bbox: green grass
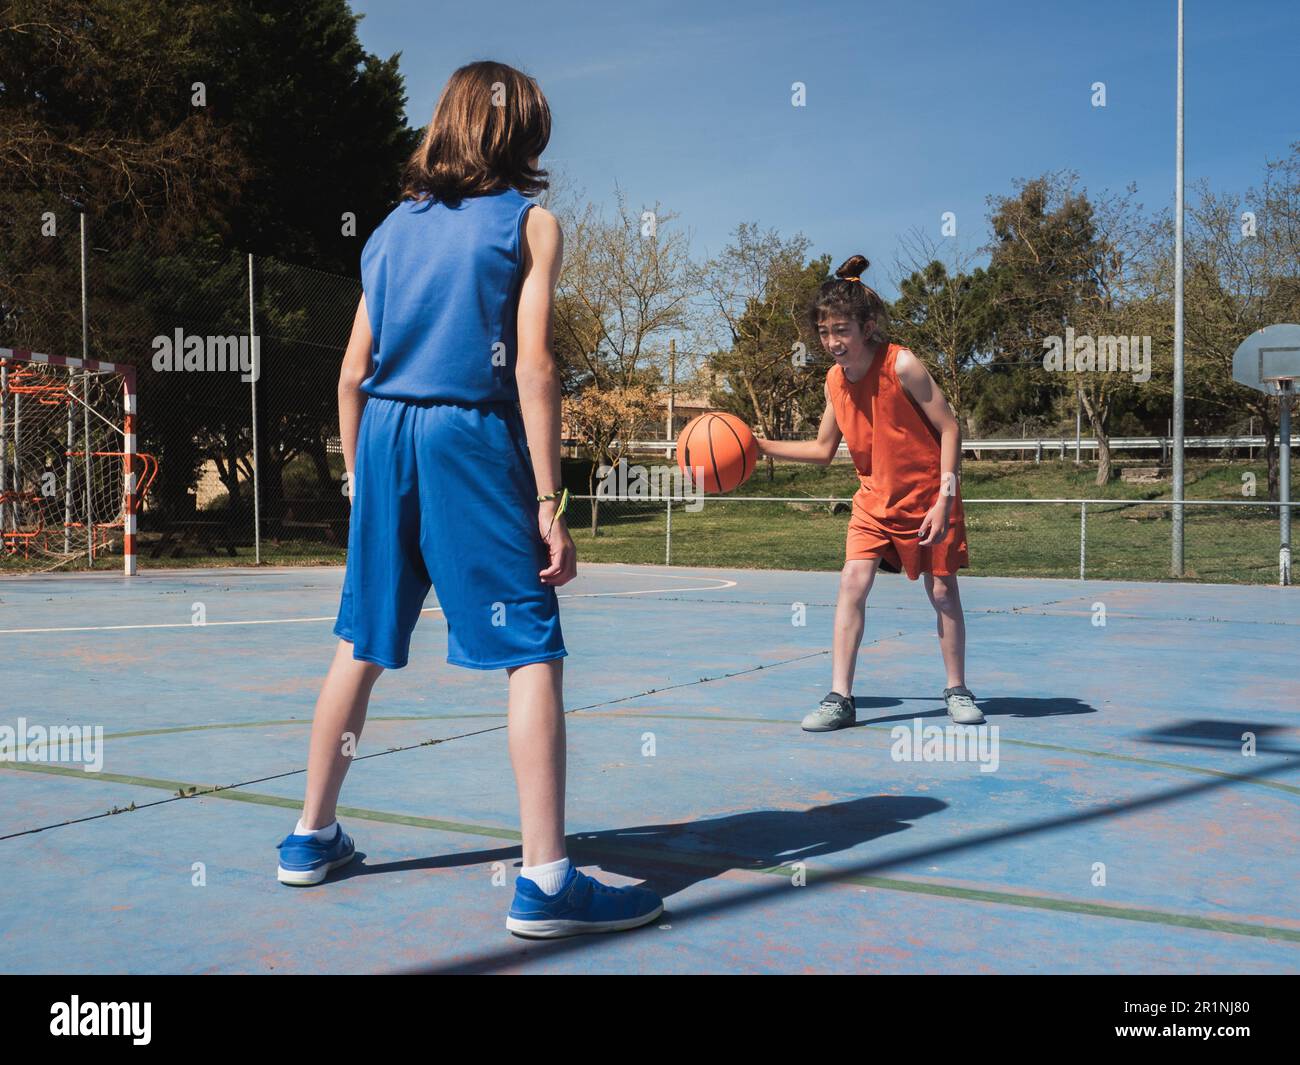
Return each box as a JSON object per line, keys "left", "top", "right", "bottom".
{"left": 2, "top": 458, "right": 1293, "bottom": 584}
{"left": 568, "top": 456, "right": 1297, "bottom": 585}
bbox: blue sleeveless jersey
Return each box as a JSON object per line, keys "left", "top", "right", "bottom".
{"left": 359, "top": 188, "right": 535, "bottom": 402}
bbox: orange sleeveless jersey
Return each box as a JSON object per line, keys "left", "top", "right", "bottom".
{"left": 825, "top": 343, "right": 969, "bottom": 578}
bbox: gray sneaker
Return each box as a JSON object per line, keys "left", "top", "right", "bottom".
{"left": 944, "top": 686, "right": 985, "bottom": 724}
{"left": 801, "top": 691, "right": 856, "bottom": 732}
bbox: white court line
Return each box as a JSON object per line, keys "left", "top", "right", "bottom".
{"left": 0, "top": 574, "right": 739, "bottom": 635}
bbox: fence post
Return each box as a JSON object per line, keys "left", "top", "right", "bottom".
{"left": 1079, "top": 501, "right": 1087, "bottom": 580}
{"left": 665, "top": 496, "right": 672, "bottom": 565}
{"left": 0, "top": 363, "right": 6, "bottom": 533}
{"left": 1280, "top": 383, "right": 1292, "bottom": 586}
{"left": 248, "top": 254, "right": 261, "bottom": 565}
{"left": 122, "top": 368, "right": 137, "bottom": 576}
{"left": 80, "top": 213, "right": 93, "bottom": 563}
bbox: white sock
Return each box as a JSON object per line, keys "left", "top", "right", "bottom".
{"left": 521, "top": 857, "right": 571, "bottom": 896}
{"left": 295, "top": 818, "right": 337, "bottom": 840}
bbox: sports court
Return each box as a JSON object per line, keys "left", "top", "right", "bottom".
{"left": 1, "top": 562, "right": 1296, "bottom": 974}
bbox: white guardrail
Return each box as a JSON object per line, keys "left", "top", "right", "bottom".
{"left": 609, "top": 435, "right": 1300, "bottom": 456}
{"left": 329, "top": 434, "right": 1299, "bottom": 456}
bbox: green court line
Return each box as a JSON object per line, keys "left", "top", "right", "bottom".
{"left": 3, "top": 760, "right": 1299, "bottom": 945}
{"left": 89, "top": 713, "right": 1300, "bottom": 798}
{"left": 0, "top": 761, "right": 520, "bottom": 841}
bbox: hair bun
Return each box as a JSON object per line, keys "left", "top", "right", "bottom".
{"left": 835, "top": 253, "right": 869, "bottom": 280}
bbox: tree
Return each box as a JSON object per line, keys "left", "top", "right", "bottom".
{"left": 890, "top": 230, "right": 998, "bottom": 430}
{"left": 1, "top": 0, "right": 419, "bottom": 522}
{"left": 550, "top": 186, "right": 694, "bottom": 393}
{"left": 699, "top": 225, "right": 824, "bottom": 475}
{"left": 562, "top": 385, "right": 658, "bottom": 535}
{"left": 1175, "top": 145, "right": 1300, "bottom": 498}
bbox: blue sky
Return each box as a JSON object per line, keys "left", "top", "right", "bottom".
{"left": 352, "top": 0, "right": 1299, "bottom": 297}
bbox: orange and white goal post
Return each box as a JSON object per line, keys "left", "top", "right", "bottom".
{"left": 0, "top": 348, "right": 150, "bottom": 576}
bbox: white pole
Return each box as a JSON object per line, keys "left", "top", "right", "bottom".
{"left": 80, "top": 212, "right": 93, "bottom": 563}
{"left": 665, "top": 339, "right": 676, "bottom": 460}
{"left": 248, "top": 254, "right": 261, "bottom": 565}
{"left": 1280, "top": 382, "right": 1292, "bottom": 585}
{"left": 1074, "top": 389, "right": 1082, "bottom": 465}
{"left": 1079, "top": 501, "right": 1087, "bottom": 580}
{"left": 1172, "top": 0, "right": 1186, "bottom": 576}
{"left": 0, "top": 362, "right": 7, "bottom": 533}
{"left": 665, "top": 497, "right": 672, "bottom": 565}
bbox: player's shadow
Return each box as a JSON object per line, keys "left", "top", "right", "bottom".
{"left": 564, "top": 795, "right": 946, "bottom": 899}
{"left": 852, "top": 695, "right": 1096, "bottom": 727}
{"left": 342, "top": 794, "right": 945, "bottom": 901}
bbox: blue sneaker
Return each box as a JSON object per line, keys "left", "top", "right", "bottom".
{"left": 506, "top": 864, "right": 664, "bottom": 938}
{"left": 276, "top": 823, "right": 356, "bottom": 886}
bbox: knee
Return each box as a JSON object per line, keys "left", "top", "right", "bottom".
{"left": 840, "top": 562, "right": 875, "bottom": 600}
{"left": 928, "top": 578, "right": 959, "bottom": 613}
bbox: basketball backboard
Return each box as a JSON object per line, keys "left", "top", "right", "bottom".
{"left": 1232, "top": 323, "right": 1300, "bottom": 396}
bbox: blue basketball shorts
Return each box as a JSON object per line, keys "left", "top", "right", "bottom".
{"left": 333, "top": 395, "right": 566, "bottom": 670}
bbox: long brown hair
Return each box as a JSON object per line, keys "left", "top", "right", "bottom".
{"left": 402, "top": 61, "right": 551, "bottom": 203}
{"left": 806, "top": 253, "right": 889, "bottom": 344}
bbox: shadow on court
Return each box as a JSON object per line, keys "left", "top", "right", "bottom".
{"left": 336, "top": 794, "right": 947, "bottom": 900}
{"left": 851, "top": 694, "right": 1098, "bottom": 727}
{"left": 389, "top": 756, "right": 1298, "bottom": 974}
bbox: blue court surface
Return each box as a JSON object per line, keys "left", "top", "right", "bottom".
{"left": 1, "top": 563, "right": 1297, "bottom": 974}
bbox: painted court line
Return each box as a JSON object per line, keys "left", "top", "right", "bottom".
{"left": 2, "top": 760, "right": 1297, "bottom": 946}
{"left": 0, "top": 575, "right": 739, "bottom": 634}
{"left": 68, "top": 714, "right": 1300, "bottom": 799}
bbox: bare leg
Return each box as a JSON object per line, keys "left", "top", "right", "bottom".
{"left": 831, "top": 558, "right": 881, "bottom": 696}
{"left": 507, "top": 658, "right": 566, "bottom": 867}
{"left": 301, "top": 640, "right": 384, "bottom": 829}
{"left": 924, "top": 573, "right": 966, "bottom": 688}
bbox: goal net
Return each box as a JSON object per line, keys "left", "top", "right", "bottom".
{"left": 0, "top": 349, "right": 150, "bottom": 575}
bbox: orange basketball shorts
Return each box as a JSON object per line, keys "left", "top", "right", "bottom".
{"left": 845, "top": 493, "right": 970, "bottom": 579}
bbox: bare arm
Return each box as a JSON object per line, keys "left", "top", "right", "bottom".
{"left": 338, "top": 295, "right": 374, "bottom": 499}
{"left": 755, "top": 382, "right": 842, "bottom": 466}
{"left": 894, "top": 347, "right": 962, "bottom": 544}
{"left": 515, "top": 204, "right": 576, "bottom": 586}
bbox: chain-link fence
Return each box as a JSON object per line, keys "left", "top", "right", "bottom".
{"left": 3, "top": 215, "right": 1296, "bottom": 584}
{"left": 1, "top": 213, "right": 358, "bottom": 571}
{"left": 566, "top": 495, "right": 1298, "bottom": 585}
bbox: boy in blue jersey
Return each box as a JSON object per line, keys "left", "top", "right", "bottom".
{"left": 276, "top": 62, "right": 663, "bottom": 939}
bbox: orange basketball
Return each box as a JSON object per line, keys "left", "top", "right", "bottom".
{"left": 676, "top": 412, "right": 758, "bottom": 494}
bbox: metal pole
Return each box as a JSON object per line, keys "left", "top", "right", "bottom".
{"left": 13, "top": 391, "right": 19, "bottom": 542}
{"left": 1281, "top": 383, "right": 1292, "bottom": 586}
{"left": 248, "top": 254, "right": 261, "bottom": 565}
{"left": 13, "top": 392, "right": 19, "bottom": 514}
{"left": 123, "top": 369, "right": 137, "bottom": 576}
{"left": 0, "top": 362, "right": 6, "bottom": 534}
{"left": 83, "top": 374, "right": 92, "bottom": 563}
{"left": 1074, "top": 389, "right": 1082, "bottom": 465}
{"left": 80, "top": 212, "right": 93, "bottom": 563}
{"left": 666, "top": 339, "right": 676, "bottom": 460}
{"left": 64, "top": 377, "right": 72, "bottom": 553}
{"left": 665, "top": 497, "right": 672, "bottom": 565}
{"left": 1172, "top": 0, "right": 1186, "bottom": 576}
{"left": 1079, "top": 500, "right": 1087, "bottom": 581}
